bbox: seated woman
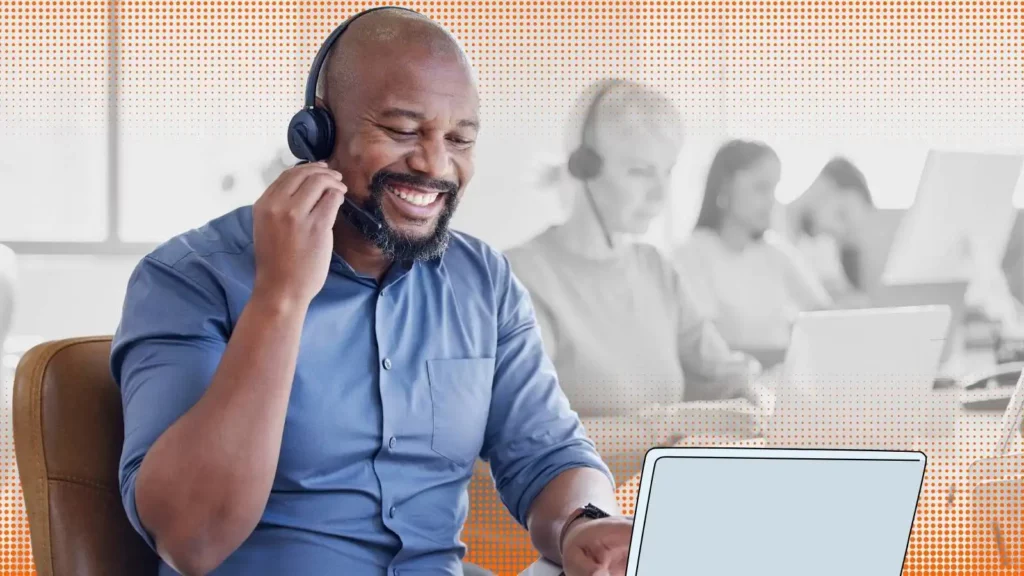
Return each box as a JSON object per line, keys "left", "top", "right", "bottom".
{"left": 504, "top": 80, "right": 762, "bottom": 483}
{"left": 673, "top": 139, "right": 832, "bottom": 359}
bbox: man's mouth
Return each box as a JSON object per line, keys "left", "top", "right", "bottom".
{"left": 387, "top": 183, "right": 446, "bottom": 208}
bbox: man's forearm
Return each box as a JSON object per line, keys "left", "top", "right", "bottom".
{"left": 135, "top": 288, "right": 308, "bottom": 574}
{"left": 526, "top": 467, "right": 620, "bottom": 565}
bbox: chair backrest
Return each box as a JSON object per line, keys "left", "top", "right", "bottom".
{"left": 12, "top": 336, "right": 158, "bottom": 576}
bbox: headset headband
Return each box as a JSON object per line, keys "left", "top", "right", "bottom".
{"left": 577, "top": 79, "right": 623, "bottom": 150}
{"left": 303, "top": 5, "right": 419, "bottom": 108}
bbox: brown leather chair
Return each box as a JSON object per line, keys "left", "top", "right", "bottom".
{"left": 11, "top": 336, "right": 500, "bottom": 576}
{"left": 12, "top": 336, "right": 158, "bottom": 576}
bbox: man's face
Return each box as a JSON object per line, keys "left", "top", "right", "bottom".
{"left": 329, "top": 45, "right": 479, "bottom": 260}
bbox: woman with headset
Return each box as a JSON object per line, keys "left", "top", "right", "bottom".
{"left": 673, "top": 139, "right": 833, "bottom": 358}
{"left": 504, "top": 80, "right": 764, "bottom": 483}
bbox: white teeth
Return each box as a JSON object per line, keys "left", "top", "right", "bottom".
{"left": 392, "top": 188, "right": 439, "bottom": 207}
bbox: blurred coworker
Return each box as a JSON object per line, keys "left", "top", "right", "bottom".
{"left": 674, "top": 140, "right": 832, "bottom": 354}
{"left": 505, "top": 79, "right": 762, "bottom": 480}
{"left": 781, "top": 157, "right": 876, "bottom": 304}
{"left": 0, "top": 243, "right": 15, "bottom": 358}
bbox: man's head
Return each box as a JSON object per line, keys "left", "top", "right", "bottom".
{"left": 570, "top": 80, "right": 684, "bottom": 235}
{"left": 802, "top": 157, "right": 874, "bottom": 243}
{"left": 316, "top": 9, "right": 479, "bottom": 261}
{"left": 694, "top": 139, "right": 781, "bottom": 240}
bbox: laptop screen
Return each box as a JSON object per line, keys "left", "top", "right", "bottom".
{"left": 633, "top": 454, "right": 925, "bottom": 576}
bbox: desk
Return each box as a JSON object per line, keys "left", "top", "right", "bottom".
{"left": 515, "top": 400, "right": 1020, "bottom": 575}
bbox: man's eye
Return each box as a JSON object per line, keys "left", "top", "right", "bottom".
{"left": 448, "top": 136, "right": 474, "bottom": 147}
{"left": 385, "top": 127, "right": 417, "bottom": 137}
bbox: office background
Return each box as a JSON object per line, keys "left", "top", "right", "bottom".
{"left": 2, "top": 1, "right": 1023, "bottom": 574}
{"left": 3, "top": 1, "right": 1022, "bottom": 344}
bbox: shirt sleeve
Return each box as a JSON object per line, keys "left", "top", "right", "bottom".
{"left": 666, "top": 254, "right": 747, "bottom": 400}
{"left": 109, "top": 254, "right": 231, "bottom": 551}
{"left": 479, "top": 254, "right": 613, "bottom": 528}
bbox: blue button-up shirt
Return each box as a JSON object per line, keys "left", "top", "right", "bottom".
{"left": 111, "top": 206, "right": 611, "bottom": 576}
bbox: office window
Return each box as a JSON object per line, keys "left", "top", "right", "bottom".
{"left": 0, "top": 11, "right": 110, "bottom": 242}
{"left": 116, "top": 20, "right": 306, "bottom": 242}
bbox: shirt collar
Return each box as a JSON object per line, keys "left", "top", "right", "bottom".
{"left": 329, "top": 252, "right": 443, "bottom": 287}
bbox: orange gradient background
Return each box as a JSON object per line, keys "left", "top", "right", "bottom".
{"left": 3, "top": 1, "right": 1024, "bottom": 575}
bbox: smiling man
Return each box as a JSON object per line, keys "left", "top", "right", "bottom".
{"left": 111, "top": 8, "right": 630, "bottom": 576}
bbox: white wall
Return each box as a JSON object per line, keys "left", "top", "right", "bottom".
{"left": 9, "top": 256, "right": 139, "bottom": 341}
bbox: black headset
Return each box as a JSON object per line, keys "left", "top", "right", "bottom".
{"left": 566, "top": 79, "right": 621, "bottom": 182}
{"left": 567, "top": 80, "right": 622, "bottom": 247}
{"left": 286, "top": 5, "right": 419, "bottom": 231}
{"left": 287, "top": 5, "right": 420, "bottom": 163}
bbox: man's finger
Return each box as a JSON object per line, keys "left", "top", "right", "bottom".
{"left": 312, "top": 188, "right": 346, "bottom": 224}
{"left": 563, "top": 543, "right": 603, "bottom": 576}
{"left": 589, "top": 525, "right": 632, "bottom": 568}
{"left": 292, "top": 174, "right": 347, "bottom": 214}
{"left": 271, "top": 163, "right": 342, "bottom": 199}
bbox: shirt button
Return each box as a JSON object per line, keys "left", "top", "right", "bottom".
{"left": 389, "top": 506, "right": 397, "bottom": 518}
{"left": 382, "top": 358, "right": 392, "bottom": 370}
{"left": 388, "top": 436, "right": 397, "bottom": 450}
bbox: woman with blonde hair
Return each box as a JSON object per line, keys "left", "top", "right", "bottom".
{"left": 504, "top": 80, "right": 762, "bottom": 481}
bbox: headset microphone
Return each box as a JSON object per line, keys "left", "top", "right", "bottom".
{"left": 567, "top": 80, "right": 621, "bottom": 250}
{"left": 287, "top": 5, "right": 419, "bottom": 232}
{"left": 291, "top": 134, "right": 383, "bottom": 232}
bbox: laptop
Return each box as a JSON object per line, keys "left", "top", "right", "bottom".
{"left": 870, "top": 280, "right": 968, "bottom": 371}
{"left": 626, "top": 447, "right": 927, "bottom": 576}
{"left": 762, "top": 306, "right": 952, "bottom": 450}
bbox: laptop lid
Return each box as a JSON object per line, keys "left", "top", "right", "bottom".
{"left": 766, "top": 306, "right": 952, "bottom": 449}
{"left": 869, "top": 281, "right": 968, "bottom": 364}
{"left": 627, "top": 447, "right": 927, "bottom": 576}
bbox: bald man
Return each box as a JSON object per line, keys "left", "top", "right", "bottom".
{"left": 111, "top": 9, "right": 627, "bottom": 576}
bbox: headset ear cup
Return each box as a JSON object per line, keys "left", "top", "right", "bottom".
{"left": 567, "top": 146, "right": 603, "bottom": 181}
{"left": 287, "top": 107, "right": 336, "bottom": 162}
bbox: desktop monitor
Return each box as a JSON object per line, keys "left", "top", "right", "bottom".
{"left": 627, "top": 448, "right": 927, "bottom": 576}
{"left": 882, "top": 150, "right": 1024, "bottom": 324}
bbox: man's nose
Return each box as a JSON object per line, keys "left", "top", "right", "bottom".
{"left": 408, "top": 134, "right": 451, "bottom": 180}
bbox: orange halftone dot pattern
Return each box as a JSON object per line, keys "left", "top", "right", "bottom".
{"left": 1, "top": 382, "right": 32, "bottom": 576}
{"left": 4, "top": 2, "right": 1024, "bottom": 575}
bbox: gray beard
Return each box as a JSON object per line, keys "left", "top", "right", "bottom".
{"left": 350, "top": 186, "right": 459, "bottom": 262}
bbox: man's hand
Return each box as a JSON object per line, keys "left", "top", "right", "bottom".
{"left": 561, "top": 516, "right": 633, "bottom": 576}
{"left": 252, "top": 161, "right": 347, "bottom": 308}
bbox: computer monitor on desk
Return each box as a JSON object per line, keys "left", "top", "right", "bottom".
{"left": 882, "top": 150, "right": 1024, "bottom": 328}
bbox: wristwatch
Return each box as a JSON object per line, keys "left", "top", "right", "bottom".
{"left": 558, "top": 503, "right": 611, "bottom": 556}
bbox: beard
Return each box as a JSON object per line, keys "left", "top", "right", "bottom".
{"left": 347, "top": 170, "right": 460, "bottom": 262}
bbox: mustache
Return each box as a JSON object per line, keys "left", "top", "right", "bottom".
{"left": 371, "top": 170, "right": 458, "bottom": 196}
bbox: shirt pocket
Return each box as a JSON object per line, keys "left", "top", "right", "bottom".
{"left": 426, "top": 357, "right": 495, "bottom": 467}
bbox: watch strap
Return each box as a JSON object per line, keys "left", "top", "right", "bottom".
{"left": 558, "top": 503, "right": 611, "bottom": 557}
